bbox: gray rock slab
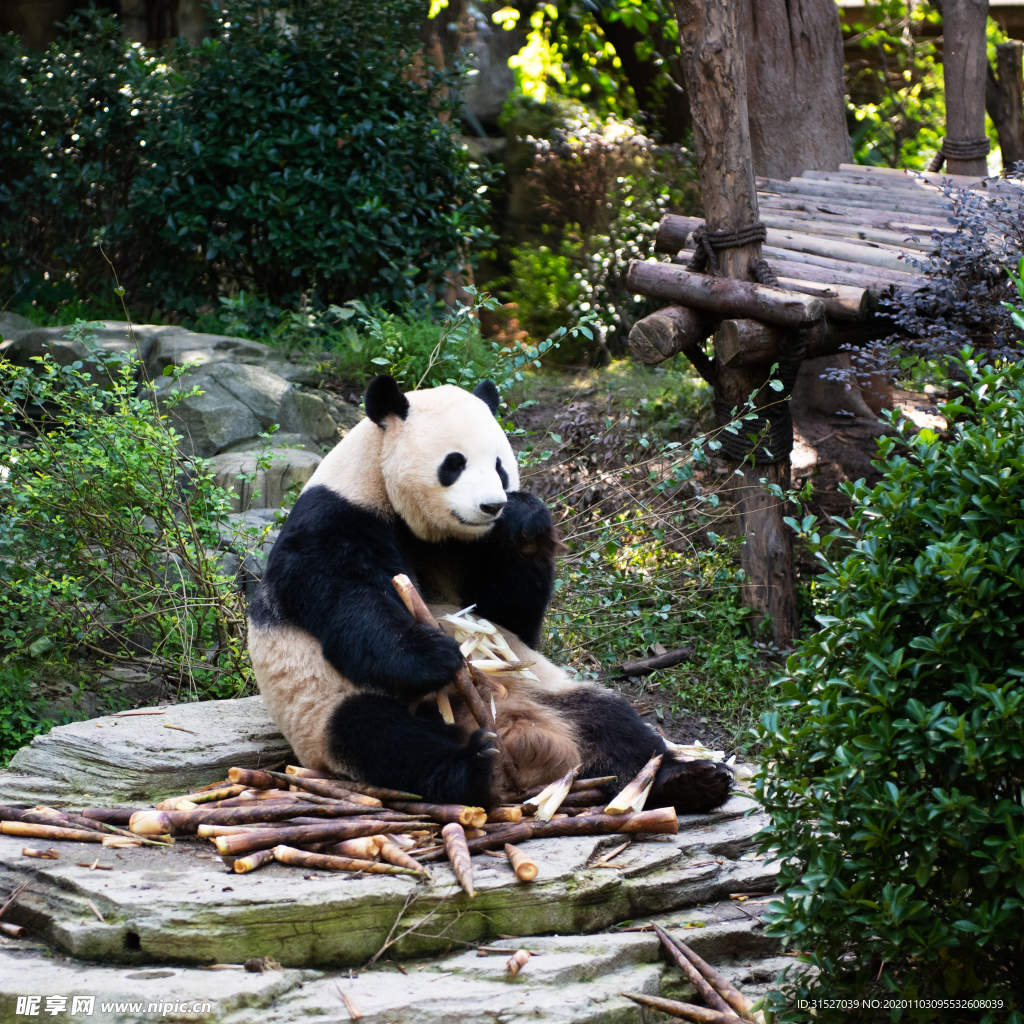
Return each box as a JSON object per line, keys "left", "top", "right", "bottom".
{"left": 158, "top": 375, "right": 262, "bottom": 459}
{"left": 2, "top": 697, "right": 293, "bottom": 805}
{"left": 211, "top": 448, "right": 321, "bottom": 512}
{"left": 2, "top": 323, "right": 187, "bottom": 369}
{"left": 0, "top": 311, "right": 36, "bottom": 337}
{"left": 0, "top": 797, "right": 773, "bottom": 968}
{"left": 219, "top": 432, "right": 319, "bottom": 453}
{"left": 144, "top": 333, "right": 278, "bottom": 379}
{"left": 204, "top": 363, "right": 304, "bottom": 434}
{"left": 294, "top": 391, "right": 338, "bottom": 442}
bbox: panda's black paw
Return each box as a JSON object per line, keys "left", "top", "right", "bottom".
{"left": 423, "top": 729, "right": 498, "bottom": 805}
{"left": 499, "top": 492, "right": 557, "bottom": 549}
{"left": 400, "top": 623, "right": 465, "bottom": 698}
{"left": 649, "top": 758, "right": 734, "bottom": 814}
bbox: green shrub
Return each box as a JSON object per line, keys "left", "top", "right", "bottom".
{"left": 756, "top": 352, "right": 1024, "bottom": 1020}
{"left": 0, "top": 11, "right": 163, "bottom": 302}
{"left": 0, "top": 665, "right": 56, "bottom": 767}
{"left": 135, "top": 0, "right": 489, "bottom": 310}
{"left": 1, "top": 2, "right": 489, "bottom": 314}
{"left": 0, "top": 324, "right": 256, "bottom": 702}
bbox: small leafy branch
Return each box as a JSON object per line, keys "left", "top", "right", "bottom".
{"left": 0, "top": 328, "right": 256, "bottom": 702}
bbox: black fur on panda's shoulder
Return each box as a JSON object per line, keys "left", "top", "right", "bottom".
{"left": 251, "top": 485, "right": 463, "bottom": 700}
{"left": 394, "top": 490, "right": 563, "bottom": 648}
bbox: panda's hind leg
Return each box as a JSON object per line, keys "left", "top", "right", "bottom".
{"left": 540, "top": 686, "right": 732, "bottom": 814}
{"left": 327, "top": 692, "right": 499, "bottom": 806}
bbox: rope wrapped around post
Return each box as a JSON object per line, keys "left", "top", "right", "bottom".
{"left": 687, "top": 221, "right": 779, "bottom": 288}
{"left": 710, "top": 322, "right": 820, "bottom": 465}
{"left": 926, "top": 136, "right": 991, "bottom": 172}
{"left": 681, "top": 219, "right": 821, "bottom": 464}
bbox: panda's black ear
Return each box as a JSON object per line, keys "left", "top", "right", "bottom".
{"left": 365, "top": 375, "right": 410, "bottom": 426}
{"left": 473, "top": 379, "right": 500, "bottom": 416}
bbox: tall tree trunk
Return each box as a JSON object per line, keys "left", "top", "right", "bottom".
{"left": 939, "top": 0, "right": 992, "bottom": 176}
{"left": 986, "top": 41, "right": 1024, "bottom": 169}
{"left": 673, "top": 0, "right": 800, "bottom": 648}
{"left": 741, "top": 0, "right": 853, "bottom": 179}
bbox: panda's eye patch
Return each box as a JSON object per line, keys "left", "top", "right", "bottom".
{"left": 496, "top": 457, "right": 509, "bottom": 491}
{"left": 438, "top": 452, "right": 467, "bottom": 487}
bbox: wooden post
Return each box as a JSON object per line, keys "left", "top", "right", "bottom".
{"left": 675, "top": 0, "right": 761, "bottom": 281}
{"left": 671, "top": 0, "right": 804, "bottom": 646}
{"left": 986, "top": 41, "right": 1024, "bottom": 169}
{"left": 939, "top": 0, "right": 992, "bottom": 176}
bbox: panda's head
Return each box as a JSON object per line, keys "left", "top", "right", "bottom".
{"left": 365, "top": 375, "right": 520, "bottom": 542}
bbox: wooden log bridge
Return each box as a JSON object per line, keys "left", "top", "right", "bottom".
{"left": 628, "top": 162, "right": 994, "bottom": 369}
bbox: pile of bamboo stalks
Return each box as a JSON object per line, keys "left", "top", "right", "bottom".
{"left": 622, "top": 922, "right": 767, "bottom": 1023}
{"left": 0, "top": 753, "right": 678, "bottom": 898}
{"left": 0, "top": 577, "right": 687, "bottom": 899}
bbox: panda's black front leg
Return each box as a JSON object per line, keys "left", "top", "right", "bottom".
{"left": 327, "top": 692, "right": 500, "bottom": 805}
{"left": 470, "top": 491, "right": 562, "bottom": 647}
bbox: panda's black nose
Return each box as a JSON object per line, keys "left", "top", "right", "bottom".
{"left": 480, "top": 501, "right": 506, "bottom": 517}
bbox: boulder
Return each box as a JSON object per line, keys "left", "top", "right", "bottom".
{"left": 0, "top": 310, "right": 36, "bottom": 338}
{"left": 2, "top": 323, "right": 188, "bottom": 369}
{"left": 144, "top": 333, "right": 284, "bottom": 379}
{"left": 211, "top": 447, "right": 322, "bottom": 512}
{"left": 158, "top": 374, "right": 262, "bottom": 459}
{"left": 1, "top": 696, "right": 293, "bottom": 805}
{"left": 294, "top": 391, "right": 339, "bottom": 442}
{"left": 204, "top": 362, "right": 305, "bottom": 434}
{"left": 219, "top": 432, "right": 320, "bottom": 453}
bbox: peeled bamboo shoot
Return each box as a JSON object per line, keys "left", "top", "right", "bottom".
{"left": 504, "top": 843, "right": 538, "bottom": 881}
{"left": 441, "top": 823, "right": 475, "bottom": 897}
{"left": 523, "top": 765, "right": 581, "bottom": 821}
{"left": 506, "top": 949, "right": 531, "bottom": 978}
{"left": 232, "top": 848, "right": 276, "bottom": 874}
{"left": 604, "top": 753, "right": 662, "bottom": 815}
{"left": 271, "top": 845, "right": 420, "bottom": 876}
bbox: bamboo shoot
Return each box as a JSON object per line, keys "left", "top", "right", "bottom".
{"left": 441, "top": 823, "right": 475, "bottom": 897}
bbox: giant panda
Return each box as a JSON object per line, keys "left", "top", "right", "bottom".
{"left": 248, "top": 375, "right": 732, "bottom": 812}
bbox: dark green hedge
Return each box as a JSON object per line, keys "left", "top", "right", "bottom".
{"left": 757, "top": 353, "right": 1024, "bottom": 1021}
{"left": 0, "top": 1, "right": 488, "bottom": 311}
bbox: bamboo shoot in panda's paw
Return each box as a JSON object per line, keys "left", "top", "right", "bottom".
{"left": 604, "top": 753, "right": 663, "bottom": 815}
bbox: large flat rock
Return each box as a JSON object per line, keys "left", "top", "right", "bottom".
{"left": 2, "top": 697, "right": 293, "bottom": 805}
{"left": 0, "top": 899, "right": 788, "bottom": 1023}
{"left": 0, "top": 797, "right": 773, "bottom": 970}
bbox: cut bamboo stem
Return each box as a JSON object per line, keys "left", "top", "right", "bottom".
{"left": 21, "top": 847, "right": 60, "bottom": 859}
{"left": 506, "top": 949, "right": 531, "bottom": 978}
{"left": 213, "top": 821, "right": 432, "bottom": 858}
{"left": 271, "top": 845, "right": 420, "bottom": 876}
{"left": 386, "top": 802, "right": 487, "bottom": 828}
{"left": 504, "top": 843, "right": 538, "bottom": 882}
{"left": 653, "top": 923, "right": 736, "bottom": 1017}
{"left": 486, "top": 806, "right": 522, "bottom": 824}
{"left": 1, "top": 821, "right": 103, "bottom": 843}
{"left": 0, "top": 921, "right": 26, "bottom": 938}
{"left": 672, "top": 936, "right": 760, "bottom": 1021}
{"left": 604, "top": 753, "right": 663, "bottom": 815}
{"left": 130, "top": 802, "right": 375, "bottom": 835}
{"left": 530, "top": 807, "right": 678, "bottom": 839}
{"left": 228, "top": 768, "right": 284, "bottom": 789}
{"left": 393, "top": 573, "right": 524, "bottom": 793}
{"left": 441, "top": 823, "right": 475, "bottom": 897}
{"left": 285, "top": 766, "right": 333, "bottom": 779}
{"left": 621, "top": 992, "right": 741, "bottom": 1023}
{"left": 523, "top": 765, "right": 581, "bottom": 821}
{"left": 232, "top": 848, "right": 276, "bottom": 874}
{"left": 266, "top": 771, "right": 382, "bottom": 806}
{"left": 558, "top": 789, "right": 608, "bottom": 807}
